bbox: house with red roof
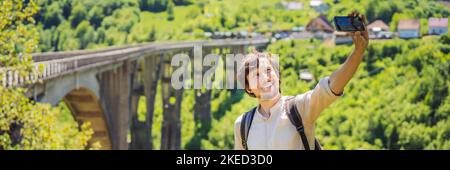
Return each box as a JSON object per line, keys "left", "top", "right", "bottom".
{"left": 428, "top": 18, "right": 448, "bottom": 35}
{"left": 398, "top": 19, "right": 420, "bottom": 39}
{"left": 367, "top": 20, "right": 393, "bottom": 39}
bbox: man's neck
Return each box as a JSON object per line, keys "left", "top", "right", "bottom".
{"left": 258, "top": 94, "right": 282, "bottom": 119}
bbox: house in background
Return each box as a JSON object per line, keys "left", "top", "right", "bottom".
{"left": 292, "top": 26, "right": 305, "bottom": 32}
{"left": 289, "top": 26, "right": 313, "bottom": 40}
{"left": 428, "top": 18, "right": 448, "bottom": 35}
{"left": 398, "top": 19, "right": 420, "bottom": 39}
{"left": 306, "top": 14, "right": 334, "bottom": 39}
{"left": 367, "top": 20, "right": 393, "bottom": 39}
{"left": 334, "top": 31, "right": 352, "bottom": 44}
{"left": 273, "top": 30, "right": 290, "bottom": 40}
{"left": 299, "top": 69, "right": 314, "bottom": 82}
{"left": 310, "top": 0, "right": 329, "bottom": 13}
{"left": 290, "top": 31, "right": 314, "bottom": 40}
{"left": 282, "top": 1, "right": 303, "bottom": 10}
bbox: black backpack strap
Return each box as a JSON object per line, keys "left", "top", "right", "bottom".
{"left": 285, "top": 96, "right": 321, "bottom": 150}
{"left": 314, "top": 138, "right": 321, "bottom": 150}
{"left": 240, "top": 107, "right": 257, "bottom": 150}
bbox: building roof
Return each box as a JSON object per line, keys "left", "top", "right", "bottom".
{"left": 428, "top": 18, "right": 448, "bottom": 28}
{"left": 282, "top": 1, "right": 303, "bottom": 10}
{"left": 310, "top": 0, "right": 323, "bottom": 7}
{"left": 398, "top": 19, "right": 420, "bottom": 30}
{"left": 306, "top": 14, "right": 334, "bottom": 33}
{"left": 299, "top": 70, "right": 314, "bottom": 81}
{"left": 367, "top": 20, "right": 390, "bottom": 31}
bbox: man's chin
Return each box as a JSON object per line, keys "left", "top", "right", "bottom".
{"left": 259, "top": 92, "right": 280, "bottom": 101}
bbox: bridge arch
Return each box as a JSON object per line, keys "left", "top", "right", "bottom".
{"left": 36, "top": 69, "right": 113, "bottom": 149}
{"left": 62, "top": 87, "right": 112, "bottom": 149}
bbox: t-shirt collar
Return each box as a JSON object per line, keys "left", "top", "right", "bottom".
{"left": 255, "top": 96, "right": 285, "bottom": 121}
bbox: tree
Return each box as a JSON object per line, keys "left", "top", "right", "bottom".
{"left": 55, "top": 21, "right": 80, "bottom": 51}
{"left": 148, "top": 25, "right": 156, "bottom": 42}
{"left": 42, "top": 3, "right": 64, "bottom": 29}
{"left": 173, "top": 0, "right": 191, "bottom": 6}
{"left": 102, "top": 7, "right": 140, "bottom": 33}
{"left": 61, "top": 0, "right": 72, "bottom": 19}
{"left": 96, "top": 27, "right": 106, "bottom": 44}
{"left": 69, "top": 3, "right": 88, "bottom": 28}
{"left": 88, "top": 6, "right": 104, "bottom": 29}
{"left": 439, "top": 34, "right": 450, "bottom": 45}
{"left": 166, "top": 0, "right": 175, "bottom": 21}
{"left": 140, "top": 0, "right": 169, "bottom": 12}
{"left": 0, "top": 0, "right": 96, "bottom": 150}
{"left": 365, "top": 1, "right": 377, "bottom": 22}
{"left": 75, "top": 21, "right": 96, "bottom": 49}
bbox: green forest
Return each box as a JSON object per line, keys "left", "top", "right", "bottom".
{"left": 0, "top": 0, "right": 449, "bottom": 150}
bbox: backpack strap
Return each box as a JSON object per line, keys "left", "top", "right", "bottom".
{"left": 240, "top": 107, "right": 257, "bottom": 150}
{"left": 285, "top": 96, "right": 322, "bottom": 150}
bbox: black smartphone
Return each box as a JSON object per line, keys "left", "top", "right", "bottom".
{"left": 334, "top": 16, "right": 365, "bottom": 32}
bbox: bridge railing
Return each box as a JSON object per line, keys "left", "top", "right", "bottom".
{"left": 1, "top": 38, "right": 270, "bottom": 88}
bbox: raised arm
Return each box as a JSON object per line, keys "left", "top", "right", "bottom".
{"left": 329, "top": 12, "right": 369, "bottom": 95}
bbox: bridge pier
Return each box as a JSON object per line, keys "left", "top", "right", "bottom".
{"left": 160, "top": 53, "right": 183, "bottom": 150}
{"left": 129, "top": 60, "right": 149, "bottom": 150}
{"left": 99, "top": 61, "right": 132, "bottom": 150}
{"left": 194, "top": 47, "right": 213, "bottom": 129}
{"left": 129, "top": 54, "right": 163, "bottom": 150}
{"left": 143, "top": 55, "right": 162, "bottom": 149}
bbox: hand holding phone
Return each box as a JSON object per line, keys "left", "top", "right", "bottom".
{"left": 335, "top": 11, "right": 369, "bottom": 53}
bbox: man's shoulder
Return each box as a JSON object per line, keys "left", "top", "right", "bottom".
{"left": 234, "top": 113, "right": 245, "bottom": 132}
{"left": 283, "top": 94, "right": 308, "bottom": 105}
{"left": 234, "top": 107, "right": 256, "bottom": 129}
{"left": 234, "top": 114, "right": 244, "bottom": 125}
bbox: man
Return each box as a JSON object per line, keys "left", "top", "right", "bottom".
{"left": 234, "top": 12, "right": 369, "bottom": 150}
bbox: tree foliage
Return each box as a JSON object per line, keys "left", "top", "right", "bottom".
{"left": 0, "top": 0, "right": 96, "bottom": 150}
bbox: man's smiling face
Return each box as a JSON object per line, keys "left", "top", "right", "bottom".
{"left": 246, "top": 57, "right": 281, "bottom": 101}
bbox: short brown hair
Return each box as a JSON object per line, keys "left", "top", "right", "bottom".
{"left": 237, "top": 51, "right": 281, "bottom": 98}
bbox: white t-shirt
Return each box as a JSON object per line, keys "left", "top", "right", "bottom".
{"left": 234, "top": 77, "right": 341, "bottom": 150}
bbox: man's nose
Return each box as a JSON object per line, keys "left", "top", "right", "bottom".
{"left": 259, "top": 71, "right": 271, "bottom": 83}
